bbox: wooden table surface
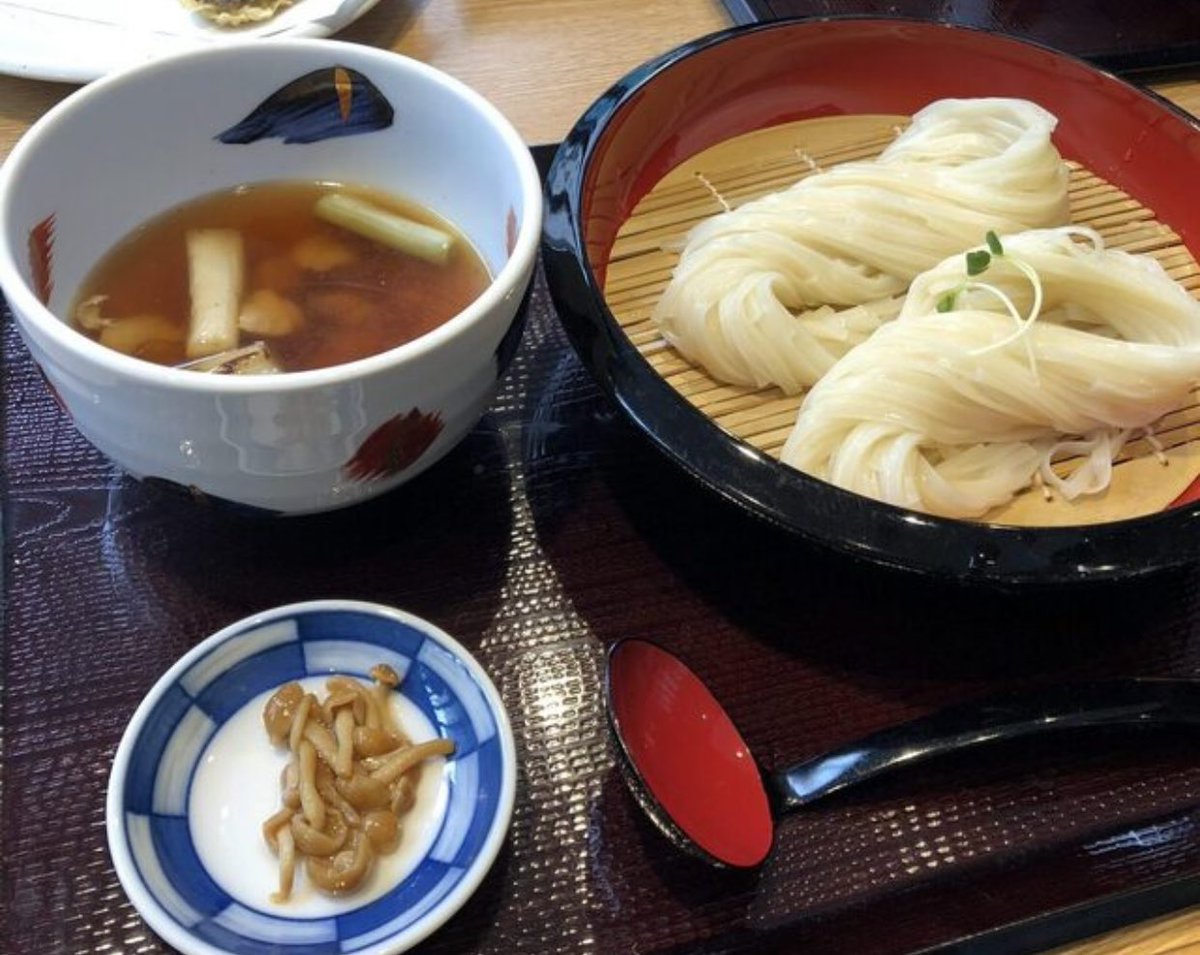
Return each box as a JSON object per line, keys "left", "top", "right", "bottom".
{"left": 1, "top": 1, "right": 1199, "bottom": 953}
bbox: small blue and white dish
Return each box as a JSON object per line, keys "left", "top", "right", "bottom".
{"left": 106, "top": 600, "right": 517, "bottom": 955}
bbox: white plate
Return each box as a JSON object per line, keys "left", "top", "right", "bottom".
{"left": 0, "top": 0, "right": 383, "bottom": 83}
{"left": 106, "top": 600, "right": 517, "bottom": 955}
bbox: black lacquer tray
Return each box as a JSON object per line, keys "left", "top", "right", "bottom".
{"left": 724, "top": 0, "right": 1200, "bottom": 75}
{"left": 3, "top": 149, "right": 1200, "bottom": 954}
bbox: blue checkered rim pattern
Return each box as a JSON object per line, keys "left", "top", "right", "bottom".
{"left": 115, "top": 608, "right": 509, "bottom": 955}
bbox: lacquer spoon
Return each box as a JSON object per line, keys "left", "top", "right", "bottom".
{"left": 605, "top": 638, "right": 1200, "bottom": 869}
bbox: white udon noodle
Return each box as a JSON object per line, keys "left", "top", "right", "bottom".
{"left": 652, "top": 98, "right": 1071, "bottom": 393}
{"left": 780, "top": 228, "right": 1200, "bottom": 519}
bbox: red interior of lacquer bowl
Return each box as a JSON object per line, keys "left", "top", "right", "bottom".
{"left": 608, "top": 640, "right": 774, "bottom": 868}
{"left": 579, "top": 17, "right": 1200, "bottom": 509}
{"left": 582, "top": 19, "right": 1200, "bottom": 272}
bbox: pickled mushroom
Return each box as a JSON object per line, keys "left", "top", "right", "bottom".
{"left": 290, "top": 693, "right": 315, "bottom": 753}
{"left": 363, "top": 810, "right": 401, "bottom": 853}
{"left": 305, "top": 830, "right": 374, "bottom": 895}
{"left": 260, "top": 665, "right": 455, "bottom": 901}
{"left": 353, "top": 725, "right": 406, "bottom": 757}
{"left": 369, "top": 739, "right": 456, "bottom": 786}
{"left": 270, "top": 825, "right": 297, "bottom": 904}
{"left": 263, "top": 682, "right": 304, "bottom": 745}
{"left": 323, "top": 679, "right": 369, "bottom": 725}
{"left": 390, "top": 774, "right": 416, "bottom": 816}
{"left": 370, "top": 664, "right": 400, "bottom": 688}
{"left": 335, "top": 771, "right": 391, "bottom": 811}
{"left": 297, "top": 739, "right": 325, "bottom": 831}
{"left": 315, "top": 761, "right": 361, "bottom": 828}
{"left": 332, "top": 707, "right": 356, "bottom": 778}
{"left": 291, "top": 809, "right": 348, "bottom": 857}
{"left": 261, "top": 806, "right": 293, "bottom": 853}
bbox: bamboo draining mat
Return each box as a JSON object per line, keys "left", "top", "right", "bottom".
{"left": 602, "top": 114, "right": 1200, "bottom": 527}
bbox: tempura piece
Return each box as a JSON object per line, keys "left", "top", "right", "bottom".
{"left": 73, "top": 295, "right": 183, "bottom": 358}
{"left": 291, "top": 235, "right": 356, "bottom": 272}
{"left": 179, "top": 0, "right": 295, "bottom": 28}
{"left": 239, "top": 289, "right": 303, "bottom": 337}
{"left": 98, "top": 315, "right": 184, "bottom": 356}
{"left": 74, "top": 294, "right": 111, "bottom": 331}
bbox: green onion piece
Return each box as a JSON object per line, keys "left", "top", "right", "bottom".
{"left": 186, "top": 228, "right": 244, "bottom": 359}
{"left": 985, "top": 231, "right": 1004, "bottom": 256}
{"left": 936, "top": 292, "right": 957, "bottom": 313}
{"left": 965, "top": 249, "right": 992, "bottom": 277}
{"left": 314, "top": 193, "right": 454, "bottom": 265}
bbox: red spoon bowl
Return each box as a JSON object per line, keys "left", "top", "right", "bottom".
{"left": 605, "top": 638, "right": 775, "bottom": 868}
{"left": 605, "top": 638, "right": 1200, "bottom": 869}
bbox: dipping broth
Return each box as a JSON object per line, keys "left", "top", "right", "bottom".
{"left": 70, "top": 181, "right": 491, "bottom": 373}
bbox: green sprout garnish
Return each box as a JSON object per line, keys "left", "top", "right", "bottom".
{"left": 940, "top": 232, "right": 1004, "bottom": 306}
{"left": 934, "top": 230, "right": 1045, "bottom": 382}
{"left": 965, "top": 249, "right": 992, "bottom": 276}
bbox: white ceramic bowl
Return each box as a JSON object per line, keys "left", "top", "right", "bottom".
{"left": 106, "top": 600, "right": 517, "bottom": 955}
{"left": 0, "top": 39, "right": 541, "bottom": 514}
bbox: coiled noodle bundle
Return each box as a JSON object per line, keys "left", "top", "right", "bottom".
{"left": 653, "top": 98, "right": 1070, "bottom": 393}
{"left": 780, "top": 229, "right": 1200, "bottom": 518}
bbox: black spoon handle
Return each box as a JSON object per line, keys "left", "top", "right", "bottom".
{"left": 768, "top": 679, "right": 1200, "bottom": 813}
